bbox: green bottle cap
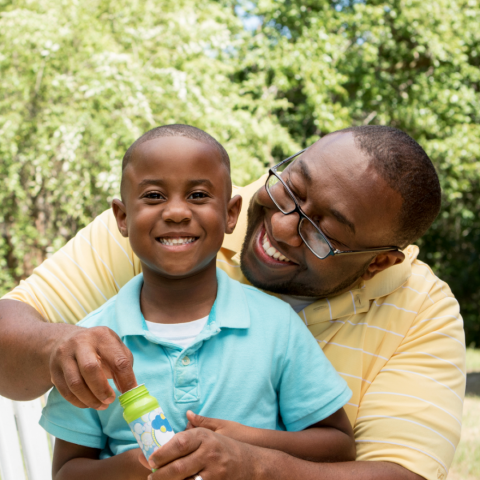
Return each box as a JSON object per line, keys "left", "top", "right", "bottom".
{"left": 119, "top": 383, "right": 147, "bottom": 408}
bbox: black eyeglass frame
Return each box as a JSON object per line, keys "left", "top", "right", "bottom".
{"left": 266, "top": 149, "right": 401, "bottom": 260}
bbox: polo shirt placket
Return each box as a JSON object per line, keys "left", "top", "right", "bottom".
{"left": 141, "top": 316, "right": 222, "bottom": 404}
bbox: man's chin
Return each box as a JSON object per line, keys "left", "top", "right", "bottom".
{"left": 240, "top": 246, "right": 315, "bottom": 296}
{"left": 240, "top": 241, "right": 371, "bottom": 298}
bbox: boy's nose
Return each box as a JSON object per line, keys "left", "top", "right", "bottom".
{"left": 162, "top": 201, "right": 192, "bottom": 223}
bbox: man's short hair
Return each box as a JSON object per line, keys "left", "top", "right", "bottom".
{"left": 341, "top": 125, "right": 441, "bottom": 248}
{"left": 122, "top": 124, "right": 230, "bottom": 172}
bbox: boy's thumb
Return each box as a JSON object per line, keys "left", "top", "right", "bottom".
{"left": 186, "top": 410, "right": 218, "bottom": 431}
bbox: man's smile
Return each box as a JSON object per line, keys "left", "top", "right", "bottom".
{"left": 253, "top": 222, "right": 297, "bottom": 267}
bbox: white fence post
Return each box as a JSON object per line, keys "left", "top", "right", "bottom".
{"left": 0, "top": 396, "right": 27, "bottom": 480}
{"left": 13, "top": 400, "right": 52, "bottom": 480}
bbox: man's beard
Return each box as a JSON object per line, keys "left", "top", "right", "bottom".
{"left": 239, "top": 201, "right": 373, "bottom": 298}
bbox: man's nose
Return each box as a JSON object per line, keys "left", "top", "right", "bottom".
{"left": 162, "top": 200, "right": 192, "bottom": 223}
{"left": 270, "top": 210, "right": 303, "bottom": 247}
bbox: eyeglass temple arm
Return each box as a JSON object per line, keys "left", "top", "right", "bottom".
{"left": 333, "top": 246, "right": 401, "bottom": 256}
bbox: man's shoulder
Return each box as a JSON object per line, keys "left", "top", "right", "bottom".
{"left": 389, "top": 255, "right": 458, "bottom": 315}
{"left": 377, "top": 245, "right": 457, "bottom": 309}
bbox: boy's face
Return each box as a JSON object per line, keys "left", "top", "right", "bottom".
{"left": 113, "top": 136, "right": 241, "bottom": 279}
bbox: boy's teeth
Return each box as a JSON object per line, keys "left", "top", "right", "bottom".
{"left": 261, "top": 233, "right": 291, "bottom": 263}
{"left": 159, "top": 237, "right": 196, "bottom": 246}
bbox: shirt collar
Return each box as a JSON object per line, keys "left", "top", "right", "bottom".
{"left": 303, "top": 246, "right": 417, "bottom": 325}
{"left": 361, "top": 245, "right": 416, "bottom": 300}
{"left": 115, "top": 268, "right": 250, "bottom": 338}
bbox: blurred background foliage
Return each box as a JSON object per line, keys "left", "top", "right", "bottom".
{"left": 0, "top": 0, "right": 479, "bottom": 344}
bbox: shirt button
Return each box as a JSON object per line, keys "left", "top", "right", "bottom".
{"left": 182, "top": 356, "right": 191, "bottom": 366}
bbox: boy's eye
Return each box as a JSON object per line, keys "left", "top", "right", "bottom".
{"left": 144, "top": 192, "right": 165, "bottom": 200}
{"left": 189, "top": 192, "right": 209, "bottom": 200}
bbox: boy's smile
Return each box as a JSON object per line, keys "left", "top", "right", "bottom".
{"left": 113, "top": 136, "right": 241, "bottom": 281}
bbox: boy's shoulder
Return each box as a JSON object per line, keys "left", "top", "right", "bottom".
{"left": 77, "top": 295, "right": 119, "bottom": 330}
{"left": 236, "top": 281, "right": 298, "bottom": 326}
{"left": 241, "top": 283, "right": 290, "bottom": 308}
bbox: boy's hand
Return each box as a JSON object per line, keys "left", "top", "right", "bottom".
{"left": 185, "top": 410, "right": 251, "bottom": 442}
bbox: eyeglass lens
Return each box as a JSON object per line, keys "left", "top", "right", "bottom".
{"left": 267, "top": 175, "right": 296, "bottom": 214}
{"left": 267, "top": 174, "right": 332, "bottom": 259}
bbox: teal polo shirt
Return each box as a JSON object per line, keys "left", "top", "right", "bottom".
{"left": 40, "top": 269, "right": 351, "bottom": 458}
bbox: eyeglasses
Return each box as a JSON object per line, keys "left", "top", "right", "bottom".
{"left": 266, "top": 149, "right": 401, "bottom": 260}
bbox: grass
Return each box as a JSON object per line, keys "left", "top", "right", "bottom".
{"left": 448, "top": 348, "right": 480, "bottom": 479}
{"left": 448, "top": 396, "right": 480, "bottom": 479}
{"left": 466, "top": 348, "right": 480, "bottom": 373}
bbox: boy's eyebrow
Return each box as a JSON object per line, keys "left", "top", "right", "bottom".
{"left": 138, "top": 179, "right": 165, "bottom": 187}
{"left": 138, "top": 179, "right": 214, "bottom": 188}
{"left": 186, "top": 179, "right": 214, "bottom": 188}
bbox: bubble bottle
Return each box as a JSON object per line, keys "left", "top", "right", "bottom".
{"left": 119, "top": 384, "right": 175, "bottom": 465}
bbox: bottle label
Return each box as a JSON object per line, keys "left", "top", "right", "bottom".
{"left": 128, "top": 407, "right": 175, "bottom": 460}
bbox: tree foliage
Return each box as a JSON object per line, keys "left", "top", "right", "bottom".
{"left": 1, "top": 0, "right": 479, "bottom": 343}
{"left": 239, "top": 0, "right": 480, "bottom": 344}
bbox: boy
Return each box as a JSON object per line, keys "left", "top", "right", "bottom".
{"left": 40, "top": 125, "right": 355, "bottom": 480}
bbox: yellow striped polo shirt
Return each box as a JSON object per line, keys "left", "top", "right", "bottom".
{"left": 3, "top": 177, "right": 465, "bottom": 480}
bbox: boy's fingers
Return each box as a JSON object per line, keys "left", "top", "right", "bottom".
{"left": 187, "top": 410, "right": 220, "bottom": 431}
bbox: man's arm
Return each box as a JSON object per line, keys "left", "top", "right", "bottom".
{"left": 142, "top": 426, "right": 423, "bottom": 480}
{"left": 52, "top": 440, "right": 150, "bottom": 480}
{"left": 0, "top": 209, "right": 140, "bottom": 404}
{"left": 0, "top": 299, "right": 71, "bottom": 400}
{"left": 184, "top": 408, "right": 355, "bottom": 463}
{"left": 0, "top": 299, "right": 137, "bottom": 406}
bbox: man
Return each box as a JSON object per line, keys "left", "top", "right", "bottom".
{"left": 0, "top": 126, "right": 465, "bottom": 480}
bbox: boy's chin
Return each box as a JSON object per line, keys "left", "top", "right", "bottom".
{"left": 146, "top": 261, "right": 215, "bottom": 280}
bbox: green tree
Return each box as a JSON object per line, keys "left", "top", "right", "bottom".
{"left": 1, "top": 0, "right": 479, "bottom": 344}
{"left": 239, "top": 0, "right": 480, "bottom": 344}
{"left": 0, "top": 0, "right": 295, "bottom": 293}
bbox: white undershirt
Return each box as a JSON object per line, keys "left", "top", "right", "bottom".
{"left": 145, "top": 316, "right": 209, "bottom": 349}
{"left": 279, "top": 294, "right": 320, "bottom": 313}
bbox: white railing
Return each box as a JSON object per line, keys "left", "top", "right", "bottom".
{"left": 0, "top": 396, "right": 52, "bottom": 480}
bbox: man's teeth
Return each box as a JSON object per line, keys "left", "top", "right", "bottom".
{"left": 262, "top": 233, "right": 291, "bottom": 263}
{"left": 159, "top": 237, "right": 196, "bottom": 246}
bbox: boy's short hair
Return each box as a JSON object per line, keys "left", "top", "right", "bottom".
{"left": 122, "top": 124, "right": 230, "bottom": 172}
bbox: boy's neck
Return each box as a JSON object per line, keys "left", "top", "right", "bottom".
{"left": 140, "top": 261, "right": 217, "bottom": 325}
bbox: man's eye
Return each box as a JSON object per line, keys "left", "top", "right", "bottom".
{"left": 285, "top": 178, "right": 305, "bottom": 202}
{"left": 189, "top": 192, "right": 208, "bottom": 200}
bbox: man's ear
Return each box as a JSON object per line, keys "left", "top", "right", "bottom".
{"left": 112, "top": 198, "right": 129, "bottom": 238}
{"left": 225, "top": 195, "right": 242, "bottom": 235}
{"left": 361, "top": 250, "right": 405, "bottom": 281}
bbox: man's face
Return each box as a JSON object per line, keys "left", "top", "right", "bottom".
{"left": 240, "top": 132, "right": 403, "bottom": 297}
{"left": 114, "top": 136, "right": 239, "bottom": 281}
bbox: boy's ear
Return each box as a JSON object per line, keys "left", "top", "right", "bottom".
{"left": 112, "top": 199, "right": 129, "bottom": 238}
{"left": 225, "top": 195, "right": 242, "bottom": 235}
